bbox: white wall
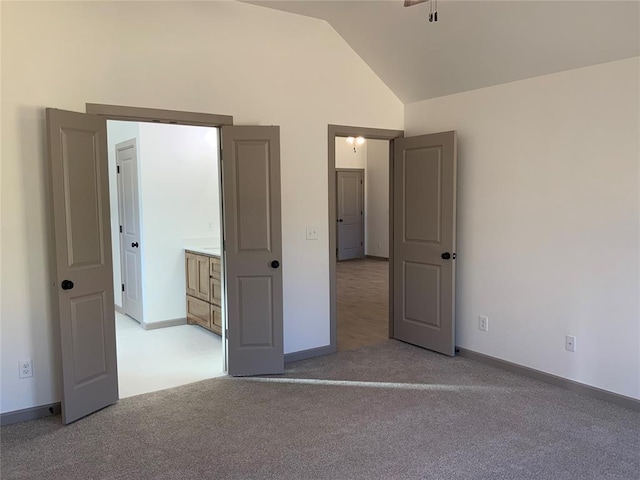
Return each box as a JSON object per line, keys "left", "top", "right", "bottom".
{"left": 405, "top": 57, "right": 640, "bottom": 399}
{"left": 364, "top": 139, "right": 389, "bottom": 258}
{"left": 0, "top": 1, "right": 403, "bottom": 413}
{"left": 335, "top": 137, "right": 366, "bottom": 169}
{"left": 106, "top": 120, "right": 140, "bottom": 308}
{"left": 137, "top": 123, "right": 220, "bottom": 325}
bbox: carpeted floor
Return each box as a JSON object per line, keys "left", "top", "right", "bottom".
{"left": 1, "top": 340, "right": 639, "bottom": 479}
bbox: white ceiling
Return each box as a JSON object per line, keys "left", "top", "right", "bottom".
{"left": 245, "top": 1, "right": 640, "bottom": 103}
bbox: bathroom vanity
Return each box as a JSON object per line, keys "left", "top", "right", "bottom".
{"left": 185, "top": 248, "right": 222, "bottom": 335}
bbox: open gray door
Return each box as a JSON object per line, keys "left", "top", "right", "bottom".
{"left": 336, "top": 170, "right": 364, "bottom": 261}
{"left": 47, "top": 109, "right": 118, "bottom": 423}
{"left": 393, "top": 131, "right": 457, "bottom": 356}
{"left": 221, "top": 126, "right": 284, "bottom": 376}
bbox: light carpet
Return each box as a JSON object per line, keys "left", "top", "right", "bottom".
{"left": 1, "top": 340, "right": 638, "bottom": 479}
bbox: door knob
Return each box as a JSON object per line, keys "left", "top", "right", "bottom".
{"left": 338, "top": 219, "right": 343, "bottom": 222}
{"left": 270, "top": 260, "right": 280, "bottom": 269}
{"left": 61, "top": 280, "right": 74, "bottom": 290}
{"left": 131, "top": 242, "right": 139, "bottom": 248}
{"left": 441, "top": 252, "right": 451, "bottom": 260}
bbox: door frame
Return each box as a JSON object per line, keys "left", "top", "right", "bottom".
{"left": 87, "top": 103, "right": 234, "bottom": 369}
{"left": 327, "top": 125, "right": 404, "bottom": 352}
{"left": 336, "top": 168, "right": 365, "bottom": 261}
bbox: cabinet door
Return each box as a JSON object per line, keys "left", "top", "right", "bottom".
{"left": 196, "top": 255, "right": 210, "bottom": 301}
{"left": 210, "top": 256, "right": 221, "bottom": 280}
{"left": 186, "top": 253, "right": 198, "bottom": 297}
{"left": 210, "top": 276, "right": 222, "bottom": 307}
{"left": 187, "top": 296, "right": 211, "bottom": 329}
{"left": 210, "top": 304, "right": 222, "bottom": 335}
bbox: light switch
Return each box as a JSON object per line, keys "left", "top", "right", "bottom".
{"left": 306, "top": 226, "right": 318, "bottom": 240}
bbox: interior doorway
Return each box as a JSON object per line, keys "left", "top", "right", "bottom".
{"left": 328, "top": 126, "right": 404, "bottom": 352}
{"left": 107, "top": 120, "right": 225, "bottom": 398}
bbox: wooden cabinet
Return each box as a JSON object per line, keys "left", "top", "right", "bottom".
{"left": 186, "top": 251, "right": 222, "bottom": 335}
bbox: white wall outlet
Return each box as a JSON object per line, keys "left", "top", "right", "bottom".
{"left": 478, "top": 315, "right": 489, "bottom": 332}
{"left": 19, "top": 359, "right": 33, "bottom": 379}
{"left": 208, "top": 221, "right": 215, "bottom": 230}
{"left": 565, "top": 335, "right": 577, "bottom": 352}
{"left": 306, "top": 226, "right": 319, "bottom": 240}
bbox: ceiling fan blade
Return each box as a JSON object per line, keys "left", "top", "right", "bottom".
{"left": 404, "top": 0, "right": 428, "bottom": 6}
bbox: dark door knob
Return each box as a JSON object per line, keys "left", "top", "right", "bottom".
{"left": 338, "top": 219, "right": 343, "bottom": 222}
{"left": 271, "top": 260, "right": 280, "bottom": 269}
{"left": 131, "top": 242, "right": 139, "bottom": 248}
{"left": 61, "top": 280, "right": 74, "bottom": 290}
{"left": 441, "top": 252, "right": 451, "bottom": 260}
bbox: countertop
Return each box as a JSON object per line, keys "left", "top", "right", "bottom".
{"left": 185, "top": 247, "right": 222, "bottom": 257}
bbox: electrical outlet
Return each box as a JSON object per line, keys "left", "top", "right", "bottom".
{"left": 306, "top": 226, "right": 318, "bottom": 240}
{"left": 478, "top": 315, "right": 489, "bottom": 332}
{"left": 19, "top": 359, "right": 33, "bottom": 379}
{"left": 565, "top": 335, "right": 576, "bottom": 352}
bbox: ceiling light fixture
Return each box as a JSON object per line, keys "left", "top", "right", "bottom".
{"left": 346, "top": 136, "right": 365, "bottom": 153}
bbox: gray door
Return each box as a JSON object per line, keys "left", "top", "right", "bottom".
{"left": 116, "top": 139, "right": 143, "bottom": 322}
{"left": 393, "top": 131, "right": 457, "bottom": 356}
{"left": 221, "top": 126, "right": 284, "bottom": 376}
{"left": 337, "top": 170, "right": 364, "bottom": 261}
{"left": 46, "top": 109, "right": 119, "bottom": 423}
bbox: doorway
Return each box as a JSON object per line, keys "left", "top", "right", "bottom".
{"left": 328, "top": 126, "right": 403, "bottom": 352}
{"left": 329, "top": 125, "right": 459, "bottom": 358}
{"left": 107, "top": 120, "right": 225, "bottom": 398}
{"left": 48, "top": 105, "right": 285, "bottom": 423}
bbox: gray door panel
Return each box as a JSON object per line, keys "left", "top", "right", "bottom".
{"left": 222, "top": 126, "right": 284, "bottom": 376}
{"left": 393, "top": 131, "right": 457, "bottom": 356}
{"left": 47, "top": 108, "right": 118, "bottom": 424}
{"left": 337, "top": 170, "right": 364, "bottom": 260}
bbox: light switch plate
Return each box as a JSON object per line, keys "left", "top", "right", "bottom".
{"left": 306, "top": 226, "right": 318, "bottom": 240}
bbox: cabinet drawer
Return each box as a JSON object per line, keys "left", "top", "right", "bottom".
{"left": 210, "top": 277, "right": 222, "bottom": 307}
{"left": 210, "top": 257, "right": 221, "bottom": 280}
{"left": 187, "top": 296, "right": 210, "bottom": 329}
{"left": 210, "top": 304, "right": 222, "bottom": 335}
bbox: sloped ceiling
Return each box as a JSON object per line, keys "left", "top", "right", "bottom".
{"left": 245, "top": 1, "right": 640, "bottom": 103}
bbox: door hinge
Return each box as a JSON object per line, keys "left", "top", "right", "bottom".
{"left": 121, "top": 284, "right": 125, "bottom": 292}
{"left": 361, "top": 242, "right": 363, "bottom": 246}
{"left": 119, "top": 225, "right": 123, "bottom": 233}
{"left": 223, "top": 240, "right": 226, "bottom": 251}
{"left": 225, "top": 328, "right": 228, "bottom": 337}
{"left": 117, "top": 165, "right": 120, "bottom": 174}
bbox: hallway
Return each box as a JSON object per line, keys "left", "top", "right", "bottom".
{"left": 336, "top": 258, "right": 389, "bottom": 351}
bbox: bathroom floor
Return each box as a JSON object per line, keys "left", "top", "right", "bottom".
{"left": 115, "top": 312, "right": 225, "bottom": 398}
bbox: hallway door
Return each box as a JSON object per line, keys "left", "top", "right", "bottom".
{"left": 116, "top": 139, "right": 143, "bottom": 322}
{"left": 337, "top": 169, "right": 364, "bottom": 261}
{"left": 393, "top": 131, "right": 457, "bottom": 356}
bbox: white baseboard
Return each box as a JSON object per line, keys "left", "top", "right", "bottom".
{"left": 141, "top": 317, "right": 187, "bottom": 330}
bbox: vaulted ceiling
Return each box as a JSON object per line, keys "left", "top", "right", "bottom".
{"left": 246, "top": 1, "right": 640, "bottom": 103}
